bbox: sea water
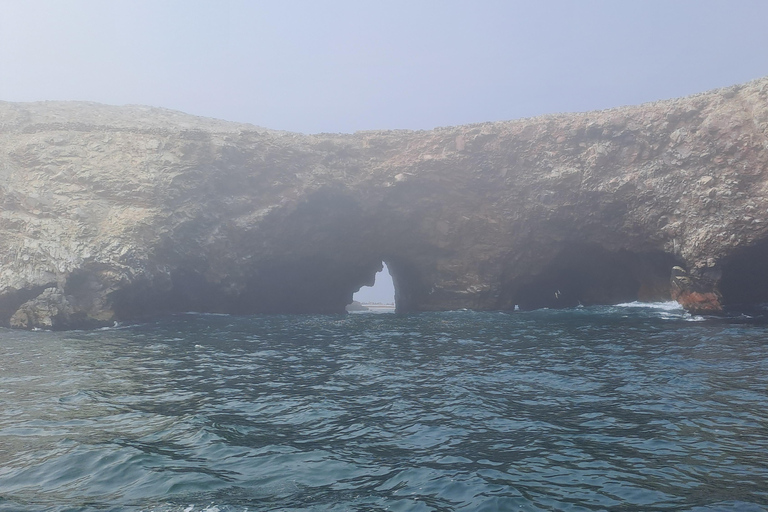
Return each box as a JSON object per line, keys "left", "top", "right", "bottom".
{"left": 1, "top": 303, "right": 767, "bottom": 511}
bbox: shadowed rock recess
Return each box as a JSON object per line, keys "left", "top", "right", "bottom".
{"left": 1, "top": 78, "right": 768, "bottom": 328}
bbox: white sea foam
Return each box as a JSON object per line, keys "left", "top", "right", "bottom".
{"left": 613, "top": 300, "right": 683, "bottom": 311}
{"left": 607, "top": 300, "right": 709, "bottom": 321}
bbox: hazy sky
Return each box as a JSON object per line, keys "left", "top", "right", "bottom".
{"left": 1, "top": 0, "right": 767, "bottom": 135}
{"left": 2, "top": 0, "right": 767, "bottom": 304}
{"left": 353, "top": 263, "right": 394, "bottom": 304}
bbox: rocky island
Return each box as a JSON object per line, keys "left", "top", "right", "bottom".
{"left": 1, "top": 77, "right": 767, "bottom": 329}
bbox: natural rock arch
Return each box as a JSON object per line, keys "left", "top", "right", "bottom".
{"left": 1, "top": 76, "right": 768, "bottom": 328}
{"left": 106, "top": 188, "right": 431, "bottom": 319}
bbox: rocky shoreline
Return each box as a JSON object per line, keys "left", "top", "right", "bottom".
{"left": 1, "top": 77, "right": 767, "bottom": 329}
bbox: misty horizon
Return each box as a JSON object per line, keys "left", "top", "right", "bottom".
{"left": 1, "top": 1, "right": 767, "bottom": 134}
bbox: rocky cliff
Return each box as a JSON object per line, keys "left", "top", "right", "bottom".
{"left": 1, "top": 77, "right": 767, "bottom": 329}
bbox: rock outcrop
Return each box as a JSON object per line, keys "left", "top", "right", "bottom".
{"left": 670, "top": 266, "right": 724, "bottom": 315}
{"left": 1, "top": 77, "right": 767, "bottom": 328}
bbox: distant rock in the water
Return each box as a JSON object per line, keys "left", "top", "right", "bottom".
{"left": 1, "top": 76, "right": 768, "bottom": 328}
{"left": 345, "top": 301, "right": 370, "bottom": 312}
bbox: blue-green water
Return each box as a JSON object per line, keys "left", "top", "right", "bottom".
{"left": 1, "top": 303, "right": 767, "bottom": 511}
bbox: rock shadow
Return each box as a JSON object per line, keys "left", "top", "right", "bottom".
{"left": 719, "top": 239, "right": 768, "bottom": 308}
{"left": 504, "top": 244, "right": 680, "bottom": 310}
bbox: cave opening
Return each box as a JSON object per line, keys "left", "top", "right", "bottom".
{"left": 505, "top": 244, "right": 679, "bottom": 311}
{"left": 348, "top": 261, "right": 397, "bottom": 312}
{"left": 719, "top": 239, "right": 768, "bottom": 308}
{"left": 111, "top": 256, "right": 409, "bottom": 320}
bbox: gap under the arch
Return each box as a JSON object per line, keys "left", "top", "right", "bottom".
{"left": 350, "top": 262, "right": 395, "bottom": 311}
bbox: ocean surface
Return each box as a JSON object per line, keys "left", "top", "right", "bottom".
{"left": 1, "top": 303, "right": 767, "bottom": 512}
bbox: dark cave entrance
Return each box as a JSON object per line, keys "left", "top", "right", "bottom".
{"left": 719, "top": 239, "right": 768, "bottom": 308}
{"left": 110, "top": 255, "right": 415, "bottom": 319}
{"left": 109, "top": 185, "right": 423, "bottom": 319}
{"left": 505, "top": 244, "right": 680, "bottom": 311}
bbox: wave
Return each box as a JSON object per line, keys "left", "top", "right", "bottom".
{"left": 606, "top": 301, "right": 705, "bottom": 322}
{"left": 612, "top": 300, "right": 683, "bottom": 311}
{"left": 518, "top": 300, "right": 706, "bottom": 322}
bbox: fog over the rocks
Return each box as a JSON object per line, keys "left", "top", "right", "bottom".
{"left": 1, "top": 1, "right": 767, "bottom": 134}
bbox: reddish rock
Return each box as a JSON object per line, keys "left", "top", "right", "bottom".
{"left": 673, "top": 290, "right": 724, "bottom": 315}
{"left": 670, "top": 266, "right": 723, "bottom": 315}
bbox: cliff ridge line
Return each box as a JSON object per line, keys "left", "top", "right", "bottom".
{"left": 1, "top": 76, "right": 767, "bottom": 328}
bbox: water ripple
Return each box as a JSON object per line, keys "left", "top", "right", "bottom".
{"left": 1, "top": 306, "right": 767, "bottom": 511}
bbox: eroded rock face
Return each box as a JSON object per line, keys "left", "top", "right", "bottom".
{"left": 1, "top": 77, "right": 767, "bottom": 328}
{"left": 10, "top": 287, "right": 76, "bottom": 329}
{"left": 670, "top": 266, "right": 724, "bottom": 315}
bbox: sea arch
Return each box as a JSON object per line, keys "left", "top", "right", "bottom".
{"left": 108, "top": 188, "right": 431, "bottom": 319}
